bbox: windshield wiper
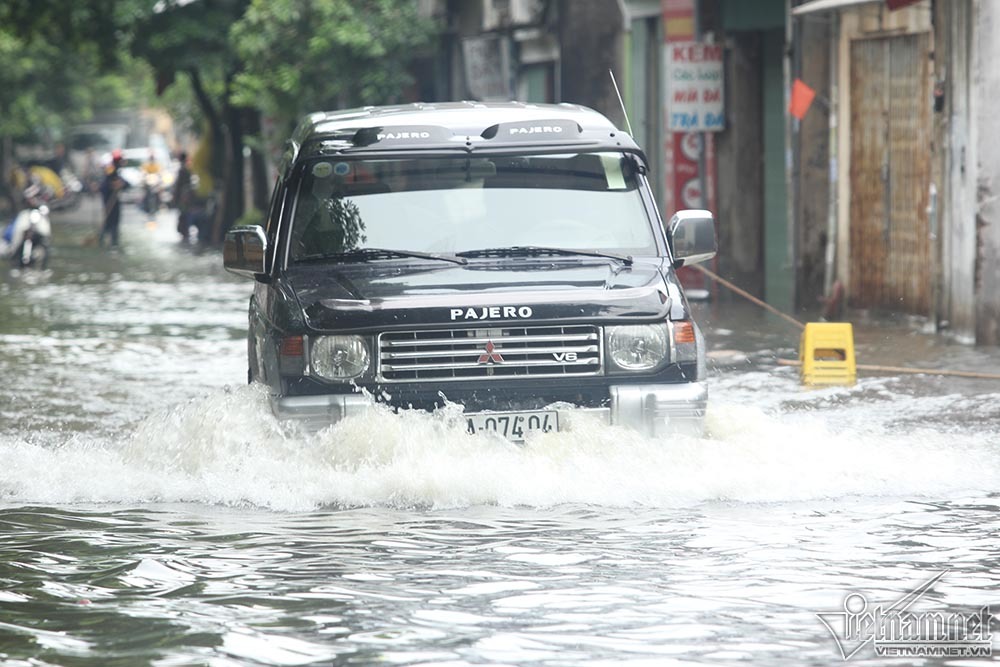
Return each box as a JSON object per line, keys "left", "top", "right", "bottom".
{"left": 297, "top": 247, "right": 468, "bottom": 265}
{"left": 456, "top": 245, "right": 633, "bottom": 266}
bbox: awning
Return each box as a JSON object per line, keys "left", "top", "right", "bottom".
{"left": 792, "top": 0, "right": 881, "bottom": 16}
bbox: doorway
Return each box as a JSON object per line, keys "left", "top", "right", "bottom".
{"left": 848, "top": 33, "right": 932, "bottom": 313}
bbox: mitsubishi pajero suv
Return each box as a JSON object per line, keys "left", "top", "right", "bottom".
{"left": 224, "top": 102, "right": 716, "bottom": 440}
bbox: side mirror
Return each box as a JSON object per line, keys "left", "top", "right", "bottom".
{"left": 668, "top": 209, "right": 717, "bottom": 267}
{"left": 223, "top": 225, "right": 268, "bottom": 278}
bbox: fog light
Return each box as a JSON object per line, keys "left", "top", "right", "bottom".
{"left": 607, "top": 324, "right": 668, "bottom": 371}
{"left": 311, "top": 335, "right": 370, "bottom": 380}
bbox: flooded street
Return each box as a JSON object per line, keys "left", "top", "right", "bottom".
{"left": 2, "top": 199, "right": 1000, "bottom": 665}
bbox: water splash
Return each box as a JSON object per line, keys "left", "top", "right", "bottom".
{"left": 2, "top": 381, "right": 998, "bottom": 511}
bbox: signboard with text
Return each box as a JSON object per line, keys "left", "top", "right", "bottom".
{"left": 666, "top": 42, "right": 725, "bottom": 132}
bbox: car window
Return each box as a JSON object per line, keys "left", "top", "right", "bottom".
{"left": 287, "top": 152, "right": 656, "bottom": 261}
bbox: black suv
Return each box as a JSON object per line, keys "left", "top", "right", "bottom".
{"left": 224, "top": 102, "right": 716, "bottom": 440}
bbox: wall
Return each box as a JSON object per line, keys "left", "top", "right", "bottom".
{"left": 762, "top": 29, "right": 791, "bottom": 311}
{"left": 974, "top": 0, "right": 1000, "bottom": 344}
{"left": 715, "top": 32, "right": 764, "bottom": 296}
{"left": 934, "top": 0, "right": 976, "bottom": 341}
{"left": 711, "top": 0, "right": 788, "bottom": 301}
{"left": 624, "top": 3, "right": 663, "bottom": 207}
{"left": 794, "top": 14, "right": 832, "bottom": 309}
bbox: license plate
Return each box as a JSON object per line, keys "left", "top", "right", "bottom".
{"left": 466, "top": 410, "right": 558, "bottom": 440}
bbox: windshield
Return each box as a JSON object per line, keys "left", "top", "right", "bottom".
{"left": 287, "top": 152, "right": 657, "bottom": 262}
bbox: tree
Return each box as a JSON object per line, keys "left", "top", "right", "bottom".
{"left": 0, "top": 0, "right": 439, "bottom": 237}
{"left": 230, "top": 0, "right": 436, "bottom": 140}
{"left": 131, "top": 0, "right": 256, "bottom": 242}
{"left": 0, "top": 0, "right": 142, "bottom": 140}
{"left": 0, "top": 2, "right": 151, "bottom": 210}
{"left": 139, "top": 0, "right": 436, "bottom": 241}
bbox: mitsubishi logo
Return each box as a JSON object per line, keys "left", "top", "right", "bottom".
{"left": 477, "top": 340, "right": 504, "bottom": 364}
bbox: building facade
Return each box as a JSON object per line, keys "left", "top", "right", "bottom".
{"left": 417, "top": 0, "right": 1000, "bottom": 344}
{"left": 791, "top": 0, "right": 1000, "bottom": 344}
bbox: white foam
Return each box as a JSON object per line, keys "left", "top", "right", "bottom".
{"left": 1, "top": 384, "right": 998, "bottom": 511}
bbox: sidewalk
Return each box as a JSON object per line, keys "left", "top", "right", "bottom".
{"left": 695, "top": 298, "right": 1000, "bottom": 394}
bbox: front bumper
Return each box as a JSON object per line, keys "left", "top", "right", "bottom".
{"left": 608, "top": 382, "right": 707, "bottom": 436}
{"left": 271, "top": 381, "right": 707, "bottom": 438}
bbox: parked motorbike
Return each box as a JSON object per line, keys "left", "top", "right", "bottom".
{"left": 1, "top": 186, "right": 52, "bottom": 269}
{"left": 9, "top": 164, "right": 81, "bottom": 212}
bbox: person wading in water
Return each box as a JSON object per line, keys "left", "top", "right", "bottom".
{"left": 99, "top": 150, "right": 129, "bottom": 248}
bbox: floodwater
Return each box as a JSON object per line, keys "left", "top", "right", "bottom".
{"left": 1, "top": 198, "right": 999, "bottom": 666}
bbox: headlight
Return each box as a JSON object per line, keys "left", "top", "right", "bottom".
{"left": 311, "top": 335, "right": 370, "bottom": 380}
{"left": 607, "top": 324, "right": 669, "bottom": 371}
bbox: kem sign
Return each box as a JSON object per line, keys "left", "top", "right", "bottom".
{"left": 666, "top": 42, "right": 724, "bottom": 132}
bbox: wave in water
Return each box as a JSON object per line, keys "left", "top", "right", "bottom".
{"left": 2, "top": 384, "right": 998, "bottom": 511}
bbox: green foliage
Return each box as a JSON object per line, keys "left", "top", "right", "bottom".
{"left": 0, "top": 0, "right": 437, "bottom": 146}
{"left": 0, "top": 0, "right": 160, "bottom": 143}
{"left": 0, "top": 0, "right": 124, "bottom": 70}
{"left": 230, "top": 0, "right": 435, "bottom": 129}
{"left": 0, "top": 0, "right": 439, "bottom": 233}
{"left": 131, "top": 0, "right": 249, "bottom": 78}
{"left": 129, "top": 0, "right": 253, "bottom": 188}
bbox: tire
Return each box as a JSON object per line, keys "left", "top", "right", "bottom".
{"left": 15, "top": 233, "right": 49, "bottom": 269}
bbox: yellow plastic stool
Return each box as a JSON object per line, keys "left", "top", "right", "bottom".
{"left": 800, "top": 322, "right": 856, "bottom": 386}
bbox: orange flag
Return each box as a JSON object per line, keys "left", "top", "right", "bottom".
{"left": 789, "top": 78, "right": 816, "bottom": 120}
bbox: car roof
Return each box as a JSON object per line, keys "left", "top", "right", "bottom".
{"left": 288, "top": 101, "right": 644, "bottom": 165}
{"left": 303, "top": 102, "right": 618, "bottom": 135}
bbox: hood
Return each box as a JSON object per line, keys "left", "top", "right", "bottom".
{"left": 286, "top": 258, "right": 672, "bottom": 331}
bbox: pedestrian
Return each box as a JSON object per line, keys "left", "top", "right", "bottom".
{"left": 99, "top": 149, "right": 128, "bottom": 248}
{"left": 174, "top": 151, "right": 194, "bottom": 242}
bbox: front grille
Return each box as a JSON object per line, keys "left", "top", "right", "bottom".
{"left": 378, "top": 325, "right": 603, "bottom": 382}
